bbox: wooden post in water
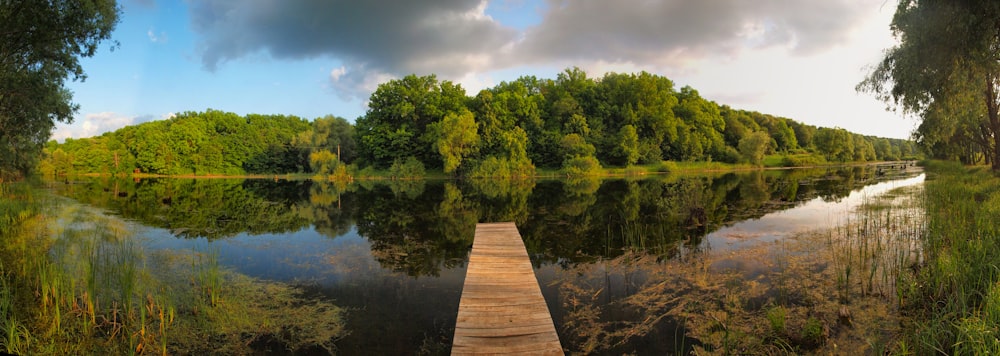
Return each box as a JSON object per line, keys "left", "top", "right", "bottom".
{"left": 452, "top": 222, "right": 563, "bottom": 355}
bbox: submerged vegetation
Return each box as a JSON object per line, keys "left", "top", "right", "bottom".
{"left": 554, "top": 179, "right": 926, "bottom": 354}
{"left": 0, "top": 187, "right": 344, "bottom": 354}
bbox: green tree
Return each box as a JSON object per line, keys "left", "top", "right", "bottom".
{"left": 814, "top": 127, "right": 854, "bottom": 162}
{"left": 433, "top": 109, "right": 479, "bottom": 174}
{"left": 672, "top": 86, "right": 726, "bottom": 161}
{"left": 356, "top": 74, "right": 467, "bottom": 168}
{"left": 858, "top": 0, "right": 1000, "bottom": 169}
{"left": 738, "top": 131, "right": 771, "bottom": 166}
{"left": 0, "top": 0, "right": 120, "bottom": 179}
{"left": 615, "top": 124, "right": 640, "bottom": 166}
{"left": 309, "top": 149, "right": 340, "bottom": 176}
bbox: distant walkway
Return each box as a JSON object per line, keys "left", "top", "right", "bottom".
{"left": 452, "top": 222, "right": 563, "bottom": 355}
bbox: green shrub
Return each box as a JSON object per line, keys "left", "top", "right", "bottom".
{"left": 389, "top": 156, "right": 425, "bottom": 178}
{"left": 562, "top": 156, "right": 601, "bottom": 177}
{"left": 658, "top": 161, "right": 679, "bottom": 173}
{"left": 766, "top": 306, "right": 786, "bottom": 334}
{"left": 469, "top": 157, "right": 535, "bottom": 178}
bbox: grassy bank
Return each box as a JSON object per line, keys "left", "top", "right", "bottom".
{"left": 0, "top": 183, "right": 345, "bottom": 355}
{"left": 61, "top": 155, "right": 915, "bottom": 182}
{"left": 899, "top": 161, "right": 1000, "bottom": 354}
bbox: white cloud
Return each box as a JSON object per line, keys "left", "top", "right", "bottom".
{"left": 50, "top": 112, "right": 170, "bottom": 142}
{"left": 147, "top": 28, "right": 168, "bottom": 43}
{"left": 185, "top": 0, "right": 911, "bottom": 138}
{"left": 329, "top": 66, "right": 347, "bottom": 82}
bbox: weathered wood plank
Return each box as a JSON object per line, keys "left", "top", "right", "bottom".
{"left": 452, "top": 222, "right": 563, "bottom": 356}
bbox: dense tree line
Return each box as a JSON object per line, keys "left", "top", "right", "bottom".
{"left": 40, "top": 110, "right": 355, "bottom": 176}
{"left": 42, "top": 69, "right": 917, "bottom": 177}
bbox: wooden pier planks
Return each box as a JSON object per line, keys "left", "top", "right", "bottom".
{"left": 452, "top": 222, "right": 563, "bottom": 355}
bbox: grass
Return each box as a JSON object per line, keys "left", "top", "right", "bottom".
{"left": 829, "top": 186, "right": 925, "bottom": 306}
{"left": 0, "top": 184, "right": 346, "bottom": 355}
{"left": 895, "top": 160, "right": 1000, "bottom": 354}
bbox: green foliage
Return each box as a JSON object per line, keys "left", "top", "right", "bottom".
{"left": 560, "top": 133, "right": 596, "bottom": 160}
{"left": 469, "top": 156, "right": 535, "bottom": 178}
{"left": 895, "top": 161, "right": 1000, "bottom": 354}
{"left": 615, "top": 125, "right": 640, "bottom": 166}
{"left": 0, "top": 0, "right": 120, "bottom": 179}
{"left": 802, "top": 317, "right": 824, "bottom": 344}
{"left": 814, "top": 127, "right": 854, "bottom": 162}
{"left": 294, "top": 115, "right": 357, "bottom": 164}
{"left": 39, "top": 68, "right": 918, "bottom": 178}
{"left": 389, "top": 156, "right": 426, "bottom": 178}
{"left": 775, "top": 153, "right": 827, "bottom": 167}
{"left": 766, "top": 306, "right": 786, "bottom": 334}
{"left": 738, "top": 131, "right": 771, "bottom": 166}
{"left": 859, "top": 0, "right": 1000, "bottom": 169}
{"left": 433, "top": 109, "right": 479, "bottom": 174}
{"left": 562, "top": 156, "right": 601, "bottom": 177}
{"left": 356, "top": 74, "right": 467, "bottom": 168}
{"left": 309, "top": 149, "right": 343, "bottom": 177}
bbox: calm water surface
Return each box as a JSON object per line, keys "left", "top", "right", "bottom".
{"left": 50, "top": 164, "right": 922, "bottom": 354}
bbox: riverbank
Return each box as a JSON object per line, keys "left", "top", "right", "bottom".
{"left": 900, "top": 160, "right": 1000, "bottom": 354}
{"left": 62, "top": 155, "right": 916, "bottom": 181}
{"left": 0, "top": 185, "right": 346, "bottom": 354}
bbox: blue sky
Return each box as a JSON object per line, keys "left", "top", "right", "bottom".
{"left": 55, "top": 0, "right": 915, "bottom": 141}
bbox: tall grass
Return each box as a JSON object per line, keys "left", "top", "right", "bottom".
{"left": 829, "top": 186, "right": 925, "bottom": 306}
{"left": 899, "top": 161, "right": 1000, "bottom": 354}
{"left": 0, "top": 187, "right": 345, "bottom": 354}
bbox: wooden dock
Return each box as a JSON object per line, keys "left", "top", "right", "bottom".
{"left": 452, "top": 222, "right": 563, "bottom": 355}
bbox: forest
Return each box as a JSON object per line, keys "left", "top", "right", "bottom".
{"left": 40, "top": 68, "right": 918, "bottom": 178}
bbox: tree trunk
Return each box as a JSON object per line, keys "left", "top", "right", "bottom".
{"left": 986, "top": 72, "right": 1000, "bottom": 171}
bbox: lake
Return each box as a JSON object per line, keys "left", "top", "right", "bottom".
{"left": 45, "top": 163, "right": 923, "bottom": 354}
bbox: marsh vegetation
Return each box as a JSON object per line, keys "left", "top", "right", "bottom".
{"left": 0, "top": 163, "right": 929, "bottom": 354}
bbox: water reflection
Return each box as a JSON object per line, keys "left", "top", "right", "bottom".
{"left": 50, "top": 163, "right": 921, "bottom": 354}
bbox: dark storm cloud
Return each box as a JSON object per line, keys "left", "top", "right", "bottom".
{"left": 187, "top": 0, "right": 516, "bottom": 97}
{"left": 514, "top": 0, "right": 868, "bottom": 66}
{"left": 187, "top": 0, "right": 871, "bottom": 97}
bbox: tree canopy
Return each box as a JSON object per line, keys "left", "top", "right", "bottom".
{"left": 859, "top": 0, "right": 1000, "bottom": 169}
{"left": 0, "top": 0, "right": 120, "bottom": 180}
{"left": 43, "top": 68, "right": 916, "bottom": 177}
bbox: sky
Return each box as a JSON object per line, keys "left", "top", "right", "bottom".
{"left": 54, "top": 0, "right": 917, "bottom": 142}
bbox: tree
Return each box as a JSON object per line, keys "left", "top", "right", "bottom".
{"left": 615, "top": 124, "right": 640, "bottom": 166}
{"left": 814, "top": 127, "right": 854, "bottom": 162}
{"left": 858, "top": 0, "right": 1000, "bottom": 169}
{"left": 433, "top": 109, "right": 479, "bottom": 174}
{"left": 355, "top": 74, "right": 467, "bottom": 168}
{"left": 738, "top": 131, "right": 771, "bottom": 166}
{"left": 0, "top": 0, "right": 120, "bottom": 179}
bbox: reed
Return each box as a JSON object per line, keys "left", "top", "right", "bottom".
{"left": 1, "top": 186, "right": 344, "bottom": 354}
{"left": 828, "top": 185, "right": 924, "bottom": 307}
{"left": 194, "top": 247, "right": 223, "bottom": 307}
{"left": 0, "top": 277, "right": 30, "bottom": 354}
{"left": 897, "top": 161, "right": 1000, "bottom": 354}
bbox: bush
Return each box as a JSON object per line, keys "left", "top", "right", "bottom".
{"left": 658, "top": 161, "right": 679, "bottom": 173}
{"left": 389, "top": 156, "right": 425, "bottom": 178}
{"left": 562, "top": 156, "right": 601, "bottom": 177}
{"left": 716, "top": 146, "right": 742, "bottom": 164}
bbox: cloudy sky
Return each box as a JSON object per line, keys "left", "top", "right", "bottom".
{"left": 55, "top": 0, "right": 916, "bottom": 141}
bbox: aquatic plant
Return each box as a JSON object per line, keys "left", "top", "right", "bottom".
{"left": 0, "top": 190, "right": 346, "bottom": 354}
